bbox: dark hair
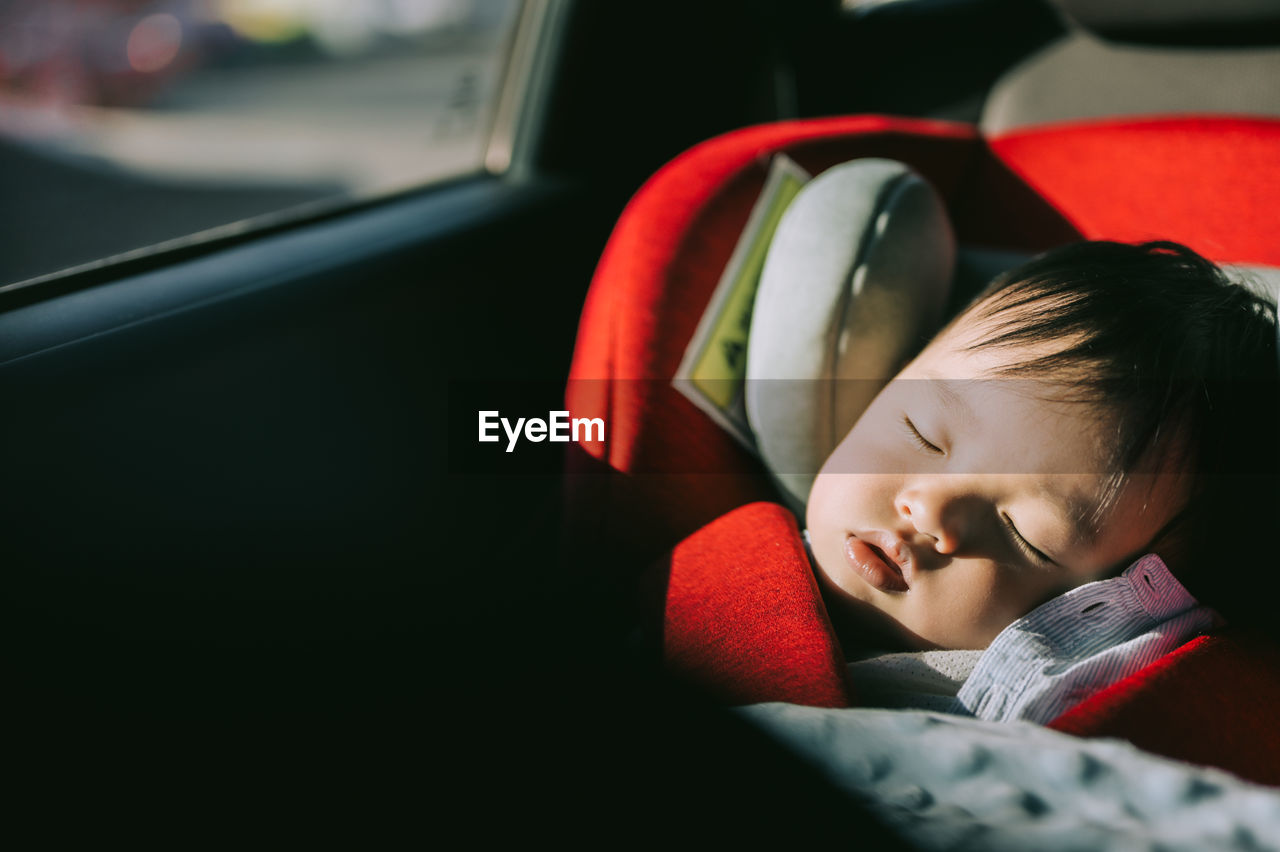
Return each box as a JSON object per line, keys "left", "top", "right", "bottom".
{"left": 964, "top": 240, "right": 1279, "bottom": 627}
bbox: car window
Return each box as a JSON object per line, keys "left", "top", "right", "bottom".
{"left": 0, "top": 0, "right": 525, "bottom": 287}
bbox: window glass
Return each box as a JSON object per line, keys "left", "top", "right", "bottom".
{"left": 0, "top": 0, "right": 523, "bottom": 286}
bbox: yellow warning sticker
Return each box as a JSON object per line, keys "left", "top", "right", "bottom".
{"left": 673, "top": 154, "right": 811, "bottom": 449}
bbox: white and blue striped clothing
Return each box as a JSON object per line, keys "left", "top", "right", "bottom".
{"left": 844, "top": 554, "right": 1220, "bottom": 725}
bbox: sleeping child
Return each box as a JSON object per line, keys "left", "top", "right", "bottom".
{"left": 756, "top": 239, "right": 1278, "bottom": 723}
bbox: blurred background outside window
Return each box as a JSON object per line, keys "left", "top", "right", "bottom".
{"left": 0, "top": 0, "right": 522, "bottom": 286}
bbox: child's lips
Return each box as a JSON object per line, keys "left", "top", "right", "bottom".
{"left": 844, "top": 533, "right": 910, "bottom": 593}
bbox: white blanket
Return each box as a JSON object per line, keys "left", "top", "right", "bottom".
{"left": 739, "top": 703, "right": 1280, "bottom": 851}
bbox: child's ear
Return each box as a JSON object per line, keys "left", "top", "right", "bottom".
{"left": 745, "top": 159, "right": 955, "bottom": 514}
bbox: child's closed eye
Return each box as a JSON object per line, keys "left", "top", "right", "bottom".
{"left": 1001, "top": 513, "right": 1056, "bottom": 567}
{"left": 902, "top": 415, "right": 944, "bottom": 455}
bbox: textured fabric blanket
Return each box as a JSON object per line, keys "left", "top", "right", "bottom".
{"left": 741, "top": 703, "right": 1280, "bottom": 851}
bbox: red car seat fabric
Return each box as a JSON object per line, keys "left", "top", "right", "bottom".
{"left": 988, "top": 116, "right": 1280, "bottom": 266}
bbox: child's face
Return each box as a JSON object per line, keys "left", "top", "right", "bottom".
{"left": 805, "top": 308, "right": 1188, "bottom": 651}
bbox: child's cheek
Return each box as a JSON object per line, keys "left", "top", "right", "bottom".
{"left": 914, "top": 566, "right": 1022, "bottom": 650}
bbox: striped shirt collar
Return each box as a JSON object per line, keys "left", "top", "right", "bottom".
{"left": 954, "top": 554, "right": 1220, "bottom": 724}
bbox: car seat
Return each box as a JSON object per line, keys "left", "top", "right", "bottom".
{"left": 560, "top": 11, "right": 1280, "bottom": 788}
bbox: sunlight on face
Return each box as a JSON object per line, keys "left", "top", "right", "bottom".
{"left": 805, "top": 310, "right": 1189, "bottom": 650}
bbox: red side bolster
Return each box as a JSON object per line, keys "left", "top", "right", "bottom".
{"left": 660, "top": 502, "right": 854, "bottom": 709}
{"left": 990, "top": 115, "right": 1280, "bottom": 266}
{"left": 1048, "top": 630, "right": 1280, "bottom": 787}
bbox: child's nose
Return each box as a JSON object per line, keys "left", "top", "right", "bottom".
{"left": 894, "top": 487, "right": 963, "bottom": 555}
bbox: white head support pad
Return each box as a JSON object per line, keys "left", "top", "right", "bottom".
{"left": 745, "top": 159, "right": 956, "bottom": 512}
